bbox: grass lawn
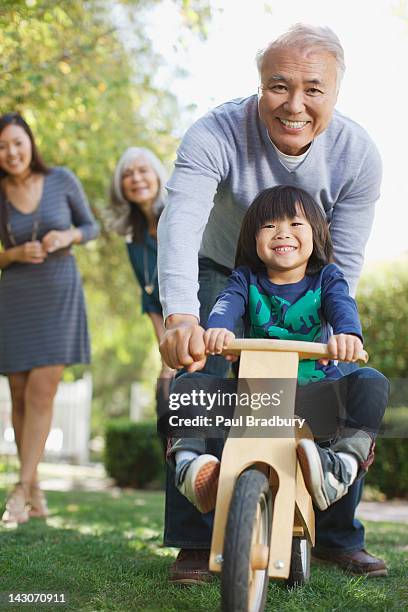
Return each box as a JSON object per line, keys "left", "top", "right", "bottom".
{"left": 0, "top": 486, "right": 407, "bottom": 611}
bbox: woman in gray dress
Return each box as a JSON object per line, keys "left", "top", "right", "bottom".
{"left": 0, "top": 113, "right": 99, "bottom": 524}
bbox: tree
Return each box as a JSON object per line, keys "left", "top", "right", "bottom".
{"left": 0, "top": 0, "right": 211, "bottom": 429}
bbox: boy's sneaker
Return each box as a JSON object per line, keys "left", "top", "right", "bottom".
{"left": 175, "top": 454, "right": 220, "bottom": 514}
{"left": 297, "top": 439, "right": 356, "bottom": 511}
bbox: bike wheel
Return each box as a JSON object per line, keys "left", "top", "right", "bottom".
{"left": 285, "top": 536, "right": 311, "bottom": 587}
{"left": 221, "top": 469, "right": 272, "bottom": 612}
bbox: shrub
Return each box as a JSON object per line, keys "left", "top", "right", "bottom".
{"left": 366, "top": 407, "right": 408, "bottom": 499}
{"left": 357, "top": 259, "right": 408, "bottom": 378}
{"left": 357, "top": 261, "right": 408, "bottom": 498}
{"left": 104, "top": 419, "right": 164, "bottom": 488}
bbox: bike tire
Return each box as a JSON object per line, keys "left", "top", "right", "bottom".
{"left": 221, "top": 469, "right": 272, "bottom": 612}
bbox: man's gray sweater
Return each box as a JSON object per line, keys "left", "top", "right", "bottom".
{"left": 158, "top": 95, "right": 381, "bottom": 319}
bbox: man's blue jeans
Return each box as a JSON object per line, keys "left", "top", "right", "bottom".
{"left": 163, "top": 258, "right": 368, "bottom": 553}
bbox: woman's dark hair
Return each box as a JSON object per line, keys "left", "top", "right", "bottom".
{"left": 0, "top": 112, "right": 49, "bottom": 178}
{"left": 235, "top": 185, "right": 333, "bottom": 275}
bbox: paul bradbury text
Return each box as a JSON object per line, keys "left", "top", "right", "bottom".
{"left": 168, "top": 415, "right": 306, "bottom": 428}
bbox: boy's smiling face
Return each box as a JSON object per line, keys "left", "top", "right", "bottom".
{"left": 256, "top": 204, "right": 313, "bottom": 283}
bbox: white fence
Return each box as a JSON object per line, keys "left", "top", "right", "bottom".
{"left": 0, "top": 373, "right": 92, "bottom": 464}
{"left": 130, "top": 382, "right": 153, "bottom": 421}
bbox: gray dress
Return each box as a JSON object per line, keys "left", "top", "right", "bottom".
{"left": 0, "top": 167, "right": 99, "bottom": 374}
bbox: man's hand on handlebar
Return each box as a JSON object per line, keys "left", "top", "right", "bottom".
{"left": 160, "top": 314, "right": 207, "bottom": 372}
{"left": 319, "top": 333, "right": 364, "bottom": 366}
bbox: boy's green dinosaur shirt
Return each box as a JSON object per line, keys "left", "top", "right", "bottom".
{"left": 207, "top": 263, "right": 363, "bottom": 384}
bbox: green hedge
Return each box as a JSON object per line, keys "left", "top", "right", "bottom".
{"left": 104, "top": 420, "right": 165, "bottom": 488}
{"left": 358, "top": 260, "right": 408, "bottom": 378}
{"left": 366, "top": 407, "right": 408, "bottom": 499}
{"left": 353, "top": 262, "right": 408, "bottom": 498}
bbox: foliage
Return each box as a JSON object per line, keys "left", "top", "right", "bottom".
{"left": 104, "top": 419, "right": 164, "bottom": 487}
{"left": 357, "top": 257, "right": 408, "bottom": 379}
{"left": 356, "top": 263, "right": 408, "bottom": 498}
{"left": 366, "top": 407, "right": 408, "bottom": 499}
{"left": 0, "top": 0, "right": 210, "bottom": 430}
{"left": 3, "top": 0, "right": 406, "bottom": 445}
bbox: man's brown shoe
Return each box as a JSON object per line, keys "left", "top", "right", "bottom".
{"left": 169, "top": 549, "right": 212, "bottom": 585}
{"left": 312, "top": 548, "right": 388, "bottom": 577}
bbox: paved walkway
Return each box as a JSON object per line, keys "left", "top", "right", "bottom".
{"left": 2, "top": 461, "right": 408, "bottom": 524}
{"left": 357, "top": 500, "right": 408, "bottom": 524}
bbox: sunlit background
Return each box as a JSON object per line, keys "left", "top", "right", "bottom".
{"left": 0, "top": 3, "right": 406, "bottom": 538}
{"left": 145, "top": 0, "right": 408, "bottom": 266}
{"left": 0, "top": 0, "right": 407, "bottom": 451}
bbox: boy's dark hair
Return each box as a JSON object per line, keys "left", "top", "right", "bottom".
{"left": 0, "top": 112, "right": 49, "bottom": 178}
{"left": 235, "top": 185, "right": 333, "bottom": 274}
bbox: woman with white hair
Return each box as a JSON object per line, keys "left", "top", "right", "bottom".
{"left": 109, "top": 147, "right": 173, "bottom": 379}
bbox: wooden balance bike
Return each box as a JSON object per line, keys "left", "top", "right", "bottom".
{"left": 208, "top": 338, "right": 368, "bottom": 612}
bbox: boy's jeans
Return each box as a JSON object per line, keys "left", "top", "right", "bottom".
{"left": 163, "top": 257, "right": 383, "bottom": 553}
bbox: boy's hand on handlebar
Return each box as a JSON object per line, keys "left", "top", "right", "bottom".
{"left": 204, "top": 328, "right": 238, "bottom": 362}
{"left": 319, "top": 334, "right": 364, "bottom": 365}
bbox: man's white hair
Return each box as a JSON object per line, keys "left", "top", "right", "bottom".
{"left": 256, "top": 23, "right": 346, "bottom": 90}
{"left": 107, "top": 147, "right": 168, "bottom": 236}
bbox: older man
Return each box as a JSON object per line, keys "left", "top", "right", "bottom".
{"left": 158, "top": 24, "right": 386, "bottom": 583}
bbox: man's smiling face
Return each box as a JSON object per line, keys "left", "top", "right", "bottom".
{"left": 257, "top": 47, "right": 338, "bottom": 156}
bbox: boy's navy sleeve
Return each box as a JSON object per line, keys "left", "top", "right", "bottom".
{"left": 206, "top": 268, "right": 249, "bottom": 331}
{"left": 321, "top": 264, "right": 363, "bottom": 342}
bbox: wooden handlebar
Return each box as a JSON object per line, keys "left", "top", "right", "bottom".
{"left": 221, "top": 339, "right": 368, "bottom": 364}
